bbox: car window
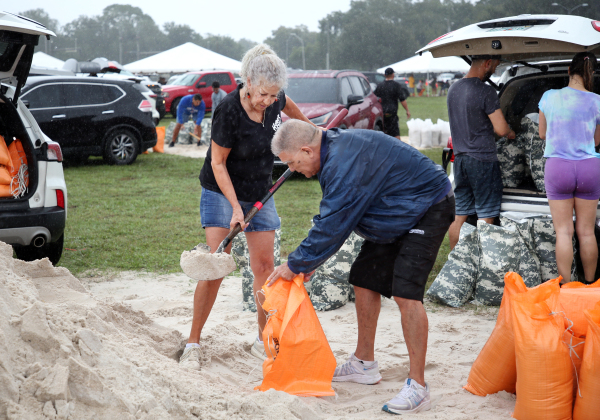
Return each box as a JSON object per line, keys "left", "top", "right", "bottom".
{"left": 63, "top": 83, "right": 112, "bottom": 107}
{"left": 340, "top": 77, "right": 353, "bottom": 105}
{"left": 285, "top": 78, "right": 338, "bottom": 103}
{"left": 359, "top": 77, "right": 371, "bottom": 95}
{"left": 172, "top": 74, "right": 198, "bottom": 86}
{"left": 22, "top": 83, "right": 63, "bottom": 109}
{"left": 375, "top": 74, "right": 385, "bottom": 84}
{"left": 199, "top": 73, "right": 232, "bottom": 87}
{"left": 349, "top": 77, "right": 365, "bottom": 98}
{"left": 104, "top": 85, "right": 125, "bottom": 102}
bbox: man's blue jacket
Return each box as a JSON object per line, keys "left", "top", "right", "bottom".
{"left": 287, "top": 128, "right": 451, "bottom": 274}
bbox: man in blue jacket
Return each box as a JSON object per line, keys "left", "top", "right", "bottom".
{"left": 267, "top": 120, "right": 454, "bottom": 415}
{"left": 168, "top": 94, "right": 205, "bottom": 147}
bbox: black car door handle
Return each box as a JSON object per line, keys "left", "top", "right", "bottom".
{"left": 52, "top": 114, "right": 66, "bottom": 119}
{"left": 102, "top": 110, "right": 115, "bottom": 114}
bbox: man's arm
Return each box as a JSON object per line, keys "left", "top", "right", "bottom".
{"left": 400, "top": 100, "right": 411, "bottom": 119}
{"left": 488, "top": 109, "right": 515, "bottom": 139}
{"left": 195, "top": 101, "right": 206, "bottom": 125}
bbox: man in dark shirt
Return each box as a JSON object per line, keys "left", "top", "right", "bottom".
{"left": 374, "top": 68, "right": 411, "bottom": 139}
{"left": 446, "top": 55, "right": 515, "bottom": 249}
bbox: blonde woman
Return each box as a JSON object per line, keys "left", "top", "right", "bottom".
{"left": 180, "top": 44, "right": 314, "bottom": 369}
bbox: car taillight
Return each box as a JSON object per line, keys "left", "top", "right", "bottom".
{"left": 47, "top": 142, "right": 63, "bottom": 162}
{"left": 56, "top": 189, "right": 65, "bottom": 209}
{"left": 593, "top": 21, "right": 600, "bottom": 32}
{"left": 149, "top": 94, "right": 157, "bottom": 98}
{"left": 139, "top": 100, "right": 153, "bottom": 112}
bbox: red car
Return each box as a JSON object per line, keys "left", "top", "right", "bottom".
{"left": 282, "top": 70, "right": 383, "bottom": 131}
{"left": 162, "top": 71, "right": 237, "bottom": 116}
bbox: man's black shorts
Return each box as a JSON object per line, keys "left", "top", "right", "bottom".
{"left": 348, "top": 194, "right": 455, "bottom": 301}
{"left": 383, "top": 113, "right": 400, "bottom": 137}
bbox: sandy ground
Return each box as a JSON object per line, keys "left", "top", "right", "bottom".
{"left": 81, "top": 270, "right": 515, "bottom": 419}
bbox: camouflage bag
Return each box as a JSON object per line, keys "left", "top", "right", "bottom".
{"left": 473, "top": 221, "right": 523, "bottom": 305}
{"left": 309, "top": 231, "right": 363, "bottom": 311}
{"left": 427, "top": 223, "right": 479, "bottom": 307}
{"left": 499, "top": 215, "right": 542, "bottom": 287}
{"left": 497, "top": 136, "right": 528, "bottom": 188}
{"left": 531, "top": 217, "right": 558, "bottom": 282}
{"left": 165, "top": 121, "right": 194, "bottom": 145}
{"left": 231, "top": 226, "right": 282, "bottom": 312}
{"left": 522, "top": 116, "right": 546, "bottom": 193}
{"left": 200, "top": 118, "right": 212, "bottom": 146}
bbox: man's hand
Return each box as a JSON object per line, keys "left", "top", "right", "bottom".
{"left": 266, "top": 263, "right": 296, "bottom": 286}
{"left": 406, "top": 111, "right": 411, "bottom": 119}
{"left": 507, "top": 129, "right": 516, "bottom": 140}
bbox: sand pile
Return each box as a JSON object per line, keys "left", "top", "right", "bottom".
{"left": 0, "top": 242, "right": 323, "bottom": 420}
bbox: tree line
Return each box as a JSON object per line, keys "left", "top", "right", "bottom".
{"left": 21, "top": 0, "right": 600, "bottom": 72}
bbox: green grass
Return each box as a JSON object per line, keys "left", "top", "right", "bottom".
{"left": 61, "top": 95, "right": 450, "bottom": 285}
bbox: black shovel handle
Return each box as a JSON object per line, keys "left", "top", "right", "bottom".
{"left": 215, "top": 168, "right": 293, "bottom": 253}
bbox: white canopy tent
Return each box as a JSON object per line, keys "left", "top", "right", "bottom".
{"left": 124, "top": 42, "right": 242, "bottom": 74}
{"left": 377, "top": 51, "right": 469, "bottom": 74}
{"left": 32, "top": 51, "right": 65, "bottom": 70}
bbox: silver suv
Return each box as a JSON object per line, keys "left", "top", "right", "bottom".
{"left": 0, "top": 11, "right": 67, "bottom": 264}
{"left": 418, "top": 14, "right": 600, "bottom": 216}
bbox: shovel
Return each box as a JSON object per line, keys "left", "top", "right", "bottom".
{"left": 180, "top": 108, "right": 350, "bottom": 281}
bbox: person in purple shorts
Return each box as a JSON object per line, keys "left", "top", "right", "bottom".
{"left": 539, "top": 52, "right": 600, "bottom": 284}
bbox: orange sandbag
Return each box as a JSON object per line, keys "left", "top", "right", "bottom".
{"left": 511, "top": 279, "right": 572, "bottom": 420}
{"left": 0, "top": 184, "right": 11, "bottom": 198}
{"left": 0, "top": 165, "right": 10, "bottom": 185}
{"left": 0, "top": 135, "right": 10, "bottom": 167}
{"left": 573, "top": 302, "right": 600, "bottom": 420}
{"left": 560, "top": 279, "right": 600, "bottom": 337}
{"left": 464, "top": 272, "right": 560, "bottom": 396}
{"left": 153, "top": 126, "right": 165, "bottom": 153}
{"left": 255, "top": 274, "right": 336, "bottom": 396}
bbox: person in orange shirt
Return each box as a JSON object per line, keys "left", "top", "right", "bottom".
{"left": 408, "top": 74, "right": 415, "bottom": 96}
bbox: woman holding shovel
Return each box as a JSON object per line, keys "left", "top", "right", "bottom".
{"left": 179, "top": 44, "right": 315, "bottom": 370}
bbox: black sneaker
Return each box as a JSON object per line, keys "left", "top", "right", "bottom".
{"left": 168, "top": 142, "right": 175, "bottom": 148}
{"left": 197, "top": 139, "right": 202, "bottom": 146}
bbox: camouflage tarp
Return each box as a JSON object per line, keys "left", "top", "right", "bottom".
{"left": 231, "top": 226, "right": 281, "bottom": 312}
{"left": 522, "top": 116, "right": 546, "bottom": 193}
{"left": 499, "top": 216, "right": 542, "bottom": 287}
{"left": 165, "top": 121, "right": 196, "bottom": 145}
{"left": 531, "top": 217, "right": 558, "bottom": 282}
{"left": 309, "top": 232, "right": 363, "bottom": 311}
{"left": 426, "top": 223, "right": 479, "bottom": 307}
{"left": 200, "top": 118, "right": 212, "bottom": 146}
{"left": 497, "top": 136, "right": 529, "bottom": 188}
{"left": 473, "top": 221, "right": 522, "bottom": 305}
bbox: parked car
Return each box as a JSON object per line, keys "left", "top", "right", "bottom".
{"left": 436, "top": 72, "right": 455, "bottom": 83}
{"left": 0, "top": 12, "right": 67, "bottom": 265}
{"left": 21, "top": 76, "right": 157, "bottom": 165}
{"left": 418, "top": 13, "right": 600, "bottom": 216}
{"left": 394, "top": 76, "right": 411, "bottom": 97}
{"left": 362, "top": 71, "right": 386, "bottom": 91}
{"left": 162, "top": 71, "right": 237, "bottom": 116}
{"left": 277, "top": 70, "right": 384, "bottom": 167}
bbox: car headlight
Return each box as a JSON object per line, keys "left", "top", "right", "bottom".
{"left": 163, "top": 92, "right": 170, "bottom": 98}
{"left": 309, "top": 111, "right": 333, "bottom": 126}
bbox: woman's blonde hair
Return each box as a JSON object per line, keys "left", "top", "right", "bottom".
{"left": 240, "top": 44, "right": 287, "bottom": 90}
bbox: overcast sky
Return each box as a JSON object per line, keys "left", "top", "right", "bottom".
{"left": 15, "top": 0, "right": 352, "bottom": 42}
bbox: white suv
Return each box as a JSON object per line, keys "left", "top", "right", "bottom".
{"left": 418, "top": 14, "right": 600, "bottom": 216}
{"left": 0, "top": 11, "right": 67, "bottom": 264}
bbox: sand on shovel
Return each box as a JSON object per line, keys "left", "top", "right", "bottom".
{"left": 180, "top": 246, "right": 237, "bottom": 281}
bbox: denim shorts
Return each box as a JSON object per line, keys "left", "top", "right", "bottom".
{"left": 200, "top": 187, "right": 281, "bottom": 232}
{"left": 454, "top": 154, "right": 503, "bottom": 218}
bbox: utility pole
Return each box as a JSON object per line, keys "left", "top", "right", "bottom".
{"left": 289, "top": 33, "right": 305, "bottom": 70}
{"left": 326, "top": 29, "right": 330, "bottom": 70}
{"left": 551, "top": 2, "right": 588, "bottom": 14}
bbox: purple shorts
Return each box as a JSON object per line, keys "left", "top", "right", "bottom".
{"left": 544, "top": 157, "right": 600, "bottom": 200}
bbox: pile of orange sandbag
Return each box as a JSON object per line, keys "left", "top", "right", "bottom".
{"left": 464, "top": 272, "right": 600, "bottom": 420}
{"left": 0, "top": 135, "right": 28, "bottom": 198}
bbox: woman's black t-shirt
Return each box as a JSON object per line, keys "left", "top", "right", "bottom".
{"left": 199, "top": 84, "right": 286, "bottom": 202}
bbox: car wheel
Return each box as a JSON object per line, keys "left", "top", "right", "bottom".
{"left": 153, "top": 118, "right": 159, "bottom": 126}
{"left": 170, "top": 97, "right": 181, "bottom": 118}
{"left": 339, "top": 124, "right": 347, "bottom": 130}
{"left": 14, "top": 234, "right": 64, "bottom": 266}
{"left": 103, "top": 128, "right": 139, "bottom": 165}
{"left": 374, "top": 120, "right": 383, "bottom": 131}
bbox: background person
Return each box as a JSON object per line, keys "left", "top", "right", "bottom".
{"left": 168, "top": 94, "right": 205, "bottom": 147}
{"left": 539, "top": 52, "right": 600, "bottom": 284}
{"left": 446, "top": 55, "right": 515, "bottom": 249}
{"left": 179, "top": 44, "right": 315, "bottom": 370}
{"left": 374, "top": 68, "right": 411, "bottom": 140}
{"left": 211, "top": 81, "right": 227, "bottom": 117}
{"left": 408, "top": 73, "right": 415, "bottom": 96}
{"left": 268, "top": 120, "right": 454, "bottom": 415}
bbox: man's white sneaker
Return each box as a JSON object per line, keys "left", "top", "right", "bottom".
{"left": 250, "top": 337, "right": 266, "bottom": 360}
{"left": 179, "top": 346, "right": 202, "bottom": 370}
{"left": 382, "top": 378, "right": 431, "bottom": 415}
{"left": 332, "top": 353, "right": 382, "bottom": 385}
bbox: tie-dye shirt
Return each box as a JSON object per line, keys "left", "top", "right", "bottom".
{"left": 538, "top": 87, "right": 600, "bottom": 160}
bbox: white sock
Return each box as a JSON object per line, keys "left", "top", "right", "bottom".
{"left": 256, "top": 336, "right": 264, "bottom": 344}
{"left": 186, "top": 343, "right": 200, "bottom": 348}
{"left": 354, "top": 353, "right": 376, "bottom": 367}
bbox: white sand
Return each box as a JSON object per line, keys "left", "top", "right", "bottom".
{"left": 0, "top": 239, "right": 515, "bottom": 419}
{"left": 180, "top": 247, "right": 237, "bottom": 281}
{"left": 162, "top": 144, "right": 208, "bottom": 159}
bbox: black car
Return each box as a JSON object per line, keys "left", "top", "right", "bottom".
{"left": 21, "top": 76, "right": 157, "bottom": 164}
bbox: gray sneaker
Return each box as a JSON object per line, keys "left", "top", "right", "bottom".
{"left": 250, "top": 337, "right": 267, "bottom": 360}
{"left": 382, "top": 378, "right": 431, "bottom": 414}
{"left": 332, "top": 353, "right": 382, "bottom": 384}
{"left": 179, "top": 346, "right": 201, "bottom": 370}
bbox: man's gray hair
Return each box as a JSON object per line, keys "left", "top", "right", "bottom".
{"left": 272, "top": 120, "right": 320, "bottom": 156}
{"left": 240, "top": 44, "right": 287, "bottom": 90}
